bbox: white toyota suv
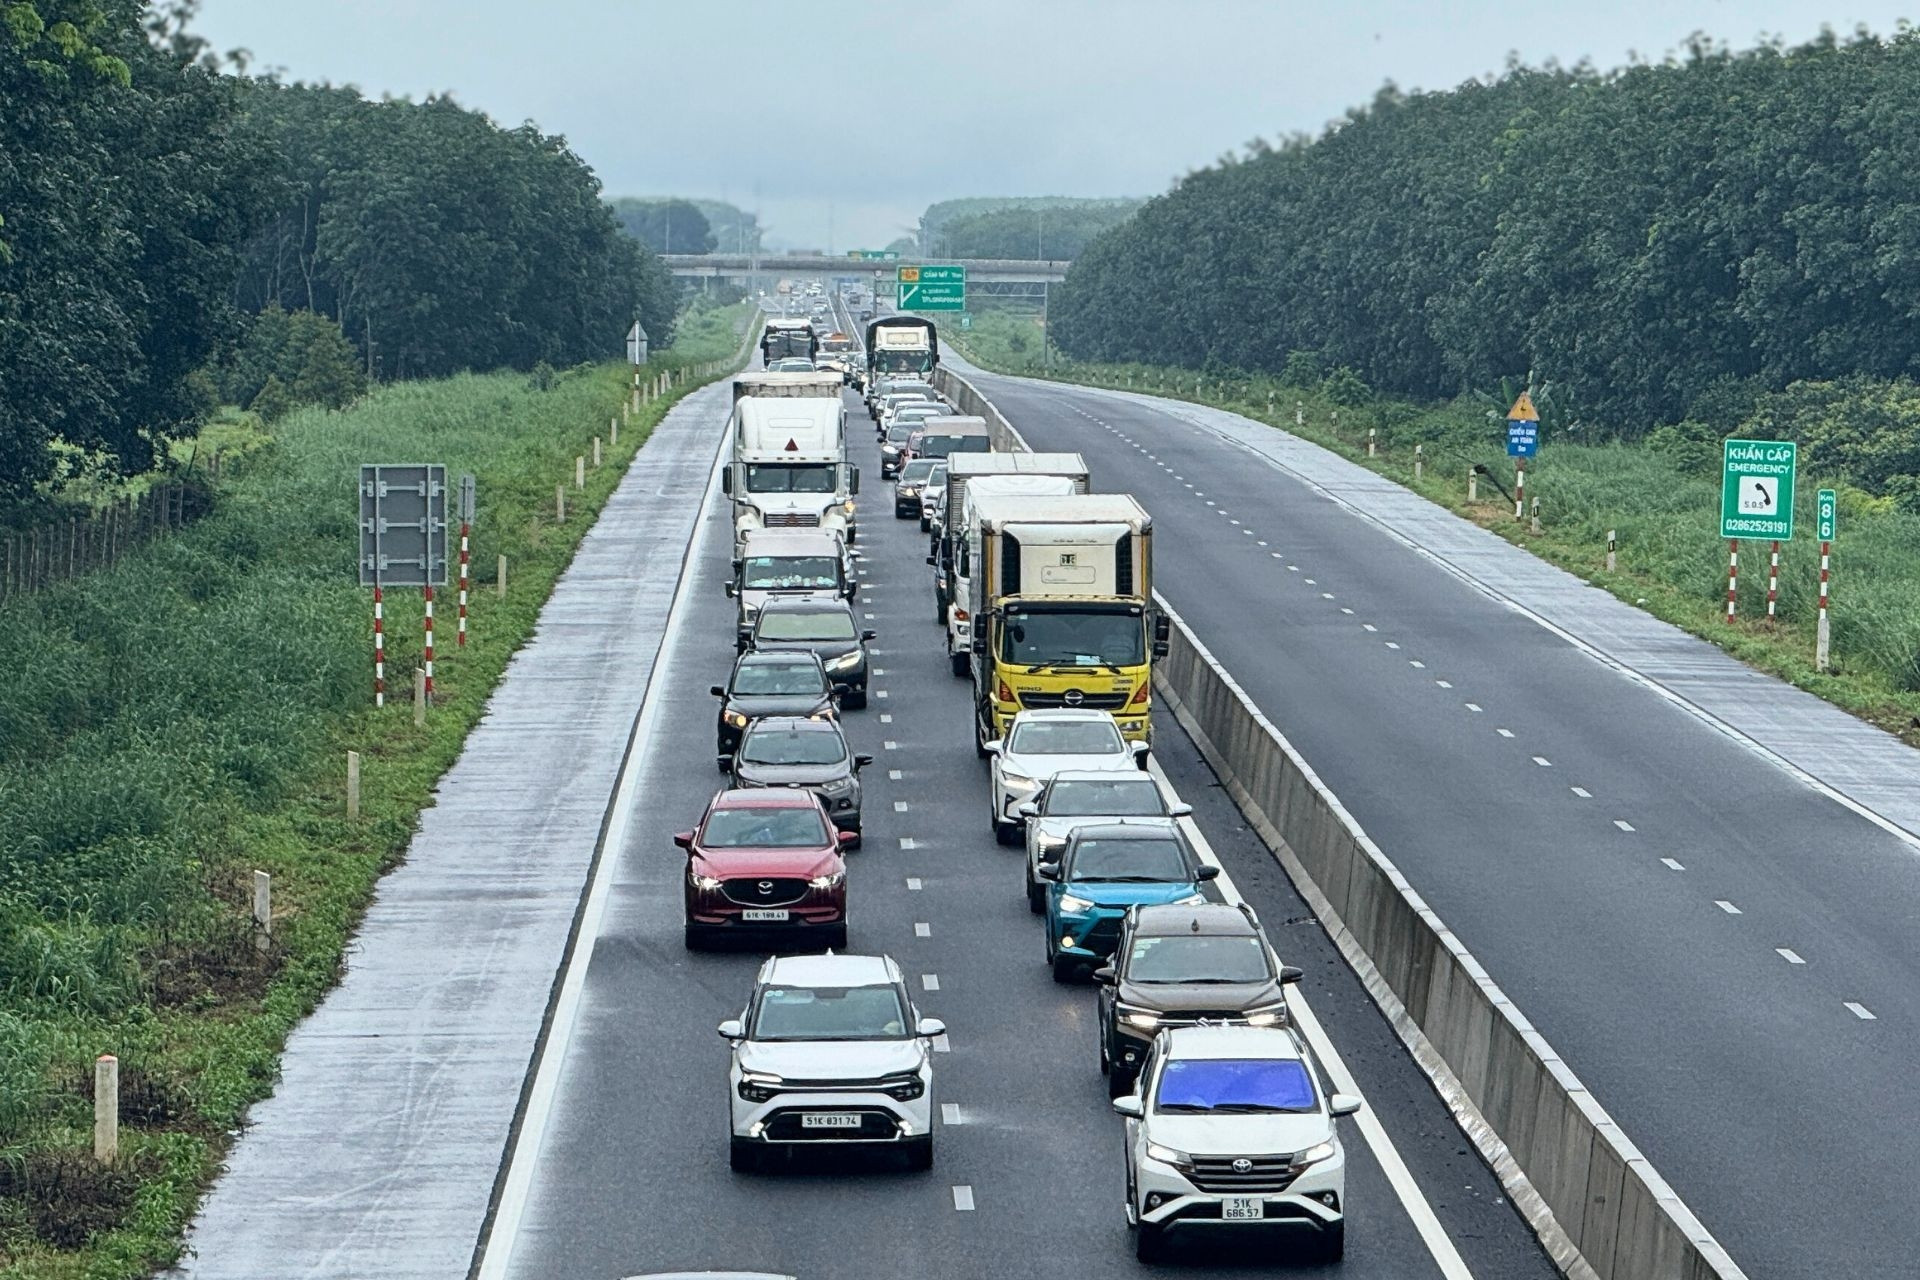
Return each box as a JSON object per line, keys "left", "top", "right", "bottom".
{"left": 1112, "top": 1025, "right": 1361, "bottom": 1262}
{"left": 719, "top": 953, "right": 944, "bottom": 1172}
{"left": 986, "top": 709, "right": 1147, "bottom": 845}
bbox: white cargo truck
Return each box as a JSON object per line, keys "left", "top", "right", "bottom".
{"left": 724, "top": 372, "right": 859, "bottom": 552}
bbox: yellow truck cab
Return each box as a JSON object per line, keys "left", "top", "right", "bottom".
{"left": 965, "top": 493, "right": 1167, "bottom": 752}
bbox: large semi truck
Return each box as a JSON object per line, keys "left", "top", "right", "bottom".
{"left": 724, "top": 372, "right": 858, "bottom": 552}
{"left": 761, "top": 318, "right": 819, "bottom": 364}
{"left": 964, "top": 493, "right": 1167, "bottom": 751}
{"left": 865, "top": 315, "right": 938, "bottom": 380}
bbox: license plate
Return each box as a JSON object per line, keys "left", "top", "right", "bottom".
{"left": 1221, "top": 1197, "right": 1264, "bottom": 1221}
{"left": 741, "top": 909, "right": 789, "bottom": 922}
{"left": 800, "top": 1112, "right": 862, "bottom": 1129}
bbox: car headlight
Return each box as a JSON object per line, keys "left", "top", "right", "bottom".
{"left": 825, "top": 650, "right": 862, "bottom": 671}
{"left": 723, "top": 711, "right": 750, "bottom": 728}
{"left": 1057, "top": 893, "right": 1094, "bottom": 914}
{"left": 1171, "top": 892, "right": 1208, "bottom": 906}
{"left": 818, "top": 775, "right": 854, "bottom": 794}
{"left": 1145, "top": 1141, "right": 1193, "bottom": 1169}
{"left": 809, "top": 870, "right": 845, "bottom": 889}
{"left": 1035, "top": 834, "right": 1066, "bottom": 856}
{"left": 1120, "top": 1009, "right": 1160, "bottom": 1030}
{"left": 842, "top": 500, "right": 856, "bottom": 515}
{"left": 1292, "top": 1140, "right": 1336, "bottom": 1167}
{"left": 737, "top": 1070, "right": 783, "bottom": 1103}
{"left": 689, "top": 870, "right": 722, "bottom": 890}
{"left": 1243, "top": 1003, "right": 1287, "bottom": 1028}
{"left": 900, "top": 485, "right": 920, "bottom": 496}
{"left": 879, "top": 1072, "right": 925, "bottom": 1101}
{"left": 1000, "top": 772, "right": 1037, "bottom": 792}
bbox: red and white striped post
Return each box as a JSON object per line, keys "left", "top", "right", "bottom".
{"left": 1817, "top": 539, "right": 1832, "bottom": 670}
{"left": 373, "top": 587, "right": 386, "bottom": 707}
{"left": 1765, "top": 540, "right": 1781, "bottom": 620}
{"left": 457, "top": 523, "right": 470, "bottom": 647}
{"left": 422, "top": 585, "right": 435, "bottom": 702}
{"left": 1725, "top": 540, "right": 1739, "bottom": 621}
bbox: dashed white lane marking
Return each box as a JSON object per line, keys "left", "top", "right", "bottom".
{"left": 933, "top": 1034, "right": 951, "bottom": 1054}
{"left": 1571, "top": 786, "right": 1591, "bottom": 798}
{"left": 1363, "top": 623, "right": 1377, "bottom": 632}
{"left": 922, "top": 973, "right": 941, "bottom": 991}
{"left": 1288, "top": 565, "right": 1300, "bottom": 571}
{"left": 1386, "top": 642, "right": 1401, "bottom": 650}
{"left": 951, "top": 1185, "right": 975, "bottom": 1211}
{"left": 1273, "top": 552, "right": 1285, "bottom": 559}
{"left": 1321, "top": 592, "right": 1335, "bottom": 599}
{"left": 1409, "top": 660, "right": 1426, "bottom": 669}
{"left": 1435, "top": 680, "right": 1453, "bottom": 689}
{"left": 899, "top": 837, "right": 918, "bottom": 850}
{"left": 1614, "top": 819, "right": 1635, "bottom": 832}
{"left": 1340, "top": 607, "right": 1354, "bottom": 614}
{"left": 1532, "top": 756, "right": 1552, "bottom": 767}
{"left": 1715, "top": 900, "right": 1742, "bottom": 914}
{"left": 884, "top": 740, "right": 899, "bottom": 750}
{"left": 1846, "top": 1001, "right": 1877, "bottom": 1021}
{"left": 864, "top": 612, "right": 875, "bottom": 618}
{"left": 894, "top": 801, "right": 910, "bottom": 813}
{"left": 1243, "top": 529, "right": 1256, "bottom": 536}
{"left": 1257, "top": 540, "right": 1268, "bottom": 547}
{"left": 914, "top": 921, "right": 931, "bottom": 937}
{"left": 872, "top": 667, "right": 887, "bottom": 676}
{"left": 889, "top": 769, "right": 903, "bottom": 781}
{"left": 906, "top": 877, "right": 922, "bottom": 891}
{"left": 879, "top": 713, "right": 893, "bottom": 724}
{"left": 1304, "top": 578, "right": 1317, "bottom": 585}
{"left": 1496, "top": 727, "right": 1514, "bottom": 738}
{"left": 1465, "top": 702, "right": 1482, "bottom": 712}
{"left": 875, "top": 689, "right": 890, "bottom": 699}
{"left": 941, "top": 1103, "right": 963, "bottom": 1125}
{"left": 1778, "top": 948, "right": 1805, "bottom": 964}
{"left": 1662, "top": 857, "right": 1687, "bottom": 871}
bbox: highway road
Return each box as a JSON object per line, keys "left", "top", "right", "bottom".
{"left": 948, "top": 349, "right": 1920, "bottom": 1279}
{"left": 486, "top": 339, "right": 1557, "bottom": 1277}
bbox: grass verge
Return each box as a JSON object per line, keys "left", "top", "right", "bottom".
{"left": 951, "top": 308, "right": 1920, "bottom": 747}
{"left": 0, "top": 303, "right": 752, "bottom": 1279}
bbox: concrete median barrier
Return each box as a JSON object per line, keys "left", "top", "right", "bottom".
{"left": 1149, "top": 599, "right": 1746, "bottom": 1280}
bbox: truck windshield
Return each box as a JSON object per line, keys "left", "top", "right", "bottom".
{"left": 873, "top": 349, "right": 932, "bottom": 374}
{"left": 741, "top": 556, "right": 839, "bottom": 590}
{"left": 745, "top": 463, "right": 837, "bottom": 493}
{"left": 1001, "top": 609, "right": 1144, "bottom": 668}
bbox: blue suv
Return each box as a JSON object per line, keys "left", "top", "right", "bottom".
{"left": 1038, "top": 819, "right": 1218, "bottom": 982}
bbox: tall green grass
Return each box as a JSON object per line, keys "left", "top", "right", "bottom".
{"left": 951, "top": 311, "right": 1920, "bottom": 737}
{"left": 0, "top": 303, "right": 750, "bottom": 1278}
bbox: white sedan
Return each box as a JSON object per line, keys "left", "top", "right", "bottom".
{"left": 985, "top": 709, "right": 1147, "bottom": 845}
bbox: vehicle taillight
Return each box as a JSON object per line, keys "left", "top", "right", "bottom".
{"left": 1130, "top": 682, "right": 1150, "bottom": 706}
{"left": 954, "top": 609, "right": 968, "bottom": 621}
{"left": 998, "top": 679, "right": 1014, "bottom": 704}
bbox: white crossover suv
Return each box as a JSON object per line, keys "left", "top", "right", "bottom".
{"left": 719, "top": 953, "right": 944, "bottom": 1172}
{"left": 986, "top": 709, "right": 1146, "bottom": 845}
{"left": 1112, "top": 1025, "right": 1361, "bottom": 1262}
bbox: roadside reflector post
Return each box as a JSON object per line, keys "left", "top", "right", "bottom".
{"left": 1817, "top": 507, "right": 1833, "bottom": 670}
{"left": 1530, "top": 497, "right": 1542, "bottom": 535}
{"left": 593, "top": 436, "right": 603, "bottom": 468}
{"left": 1367, "top": 428, "right": 1377, "bottom": 458}
{"left": 1468, "top": 467, "right": 1478, "bottom": 503}
{"left": 251, "top": 870, "right": 272, "bottom": 952}
{"left": 1766, "top": 539, "right": 1781, "bottom": 621}
{"left": 497, "top": 554, "right": 507, "bottom": 597}
{"left": 611, "top": 418, "right": 619, "bottom": 446}
{"left": 1514, "top": 458, "right": 1526, "bottom": 521}
{"left": 1726, "top": 540, "right": 1739, "bottom": 621}
{"left": 457, "top": 522, "right": 470, "bottom": 647}
{"left": 94, "top": 1055, "right": 118, "bottom": 1163}
{"left": 1414, "top": 444, "right": 1424, "bottom": 481}
{"left": 575, "top": 456, "right": 585, "bottom": 489}
{"left": 422, "top": 585, "right": 434, "bottom": 701}
{"left": 556, "top": 484, "right": 565, "bottom": 523}
{"left": 1295, "top": 400, "right": 1304, "bottom": 427}
{"left": 1606, "top": 529, "right": 1617, "bottom": 572}
{"left": 414, "top": 669, "right": 427, "bottom": 725}
{"left": 372, "top": 586, "right": 386, "bottom": 708}
{"left": 347, "top": 750, "right": 361, "bottom": 820}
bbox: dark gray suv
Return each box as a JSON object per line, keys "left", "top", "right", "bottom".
{"left": 747, "top": 597, "right": 875, "bottom": 709}
{"left": 1093, "top": 901, "right": 1302, "bottom": 1095}
{"left": 711, "top": 651, "right": 835, "bottom": 770}
{"left": 728, "top": 716, "right": 872, "bottom": 842}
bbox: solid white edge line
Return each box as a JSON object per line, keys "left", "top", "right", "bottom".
{"left": 474, "top": 386, "right": 729, "bottom": 1280}
{"left": 1147, "top": 757, "right": 1476, "bottom": 1280}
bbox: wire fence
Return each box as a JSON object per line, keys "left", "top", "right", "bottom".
{"left": 0, "top": 479, "right": 210, "bottom": 603}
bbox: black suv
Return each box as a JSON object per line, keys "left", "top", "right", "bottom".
{"left": 1093, "top": 902, "right": 1302, "bottom": 1095}
{"left": 712, "top": 651, "right": 835, "bottom": 770}
{"left": 747, "top": 597, "right": 875, "bottom": 709}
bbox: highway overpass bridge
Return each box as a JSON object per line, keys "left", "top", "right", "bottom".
{"left": 660, "top": 253, "right": 1069, "bottom": 285}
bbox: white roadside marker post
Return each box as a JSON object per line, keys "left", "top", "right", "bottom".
{"left": 94, "top": 1055, "right": 118, "bottom": 1163}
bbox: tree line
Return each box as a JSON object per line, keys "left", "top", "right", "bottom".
{"left": 0, "top": 1, "right": 676, "bottom": 500}
{"left": 918, "top": 197, "right": 1141, "bottom": 260}
{"left": 1052, "top": 31, "right": 1920, "bottom": 457}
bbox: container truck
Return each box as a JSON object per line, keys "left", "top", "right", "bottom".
{"left": 932, "top": 454, "right": 1091, "bottom": 665}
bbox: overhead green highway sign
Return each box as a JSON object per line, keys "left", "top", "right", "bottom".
{"left": 898, "top": 264, "right": 965, "bottom": 312}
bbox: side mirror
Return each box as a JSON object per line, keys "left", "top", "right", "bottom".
{"left": 1092, "top": 965, "right": 1117, "bottom": 986}
{"left": 721, "top": 470, "right": 734, "bottom": 495}
{"left": 1154, "top": 615, "right": 1171, "bottom": 643}
{"left": 916, "top": 1017, "right": 946, "bottom": 1039}
{"left": 1279, "top": 965, "right": 1304, "bottom": 985}
{"left": 1168, "top": 802, "right": 1193, "bottom": 818}
{"left": 1016, "top": 802, "right": 1038, "bottom": 819}
{"left": 1111, "top": 1095, "right": 1144, "bottom": 1119}
{"left": 983, "top": 740, "right": 1003, "bottom": 756}
{"left": 673, "top": 831, "right": 694, "bottom": 851}
{"left": 709, "top": 684, "right": 726, "bottom": 698}
{"left": 1035, "top": 862, "right": 1058, "bottom": 882}
{"left": 1196, "top": 865, "right": 1220, "bottom": 881}
{"left": 849, "top": 467, "right": 860, "bottom": 495}
{"left": 854, "top": 753, "right": 874, "bottom": 769}
{"left": 1151, "top": 640, "right": 1170, "bottom": 659}
{"left": 724, "top": 582, "right": 737, "bottom": 597}
{"left": 717, "top": 1019, "right": 744, "bottom": 1040}
{"left": 925, "top": 555, "right": 936, "bottom": 566}
{"left": 1329, "top": 1093, "right": 1363, "bottom": 1118}
{"left": 836, "top": 830, "right": 858, "bottom": 847}
{"left": 843, "top": 582, "right": 857, "bottom": 599}
{"left": 970, "top": 635, "right": 987, "bottom": 655}
{"left": 861, "top": 629, "right": 877, "bottom": 642}
{"left": 1131, "top": 742, "right": 1150, "bottom": 756}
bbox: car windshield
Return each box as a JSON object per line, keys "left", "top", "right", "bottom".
{"left": 732, "top": 662, "right": 826, "bottom": 697}
{"left": 753, "top": 984, "right": 910, "bottom": 1041}
{"left": 1155, "top": 1057, "right": 1317, "bottom": 1114}
{"left": 886, "top": 424, "right": 919, "bottom": 442}
{"left": 757, "top": 609, "right": 856, "bottom": 641}
{"left": 741, "top": 555, "right": 838, "bottom": 591}
{"left": 1127, "top": 935, "right": 1271, "bottom": 984}
{"left": 741, "top": 726, "right": 847, "bottom": 766}
{"left": 702, "top": 805, "right": 829, "bottom": 849}
{"left": 1008, "top": 719, "right": 1125, "bottom": 755}
{"left": 899, "top": 460, "right": 938, "bottom": 484}
{"left": 1067, "top": 836, "right": 1190, "bottom": 883}
{"left": 918, "top": 434, "right": 990, "bottom": 459}
{"left": 744, "top": 463, "right": 837, "bottom": 494}
{"left": 1002, "top": 609, "right": 1145, "bottom": 669}
{"left": 1046, "top": 777, "right": 1166, "bottom": 816}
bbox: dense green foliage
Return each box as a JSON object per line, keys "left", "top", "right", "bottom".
{"left": 609, "top": 196, "right": 716, "bottom": 254}
{"left": 217, "top": 305, "right": 366, "bottom": 419}
{"left": 917, "top": 196, "right": 1139, "bottom": 250}
{"left": 931, "top": 200, "right": 1142, "bottom": 260}
{"left": 0, "top": 1, "right": 277, "bottom": 497}
{"left": 688, "top": 199, "right": 762, "bottom": 254}
{"left": 1053, "top": 32, "right": 1920, "bottom": 458}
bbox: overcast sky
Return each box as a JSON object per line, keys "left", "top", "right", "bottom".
{"left": 195, "top": 0, "right": 1916, "bottom": 251}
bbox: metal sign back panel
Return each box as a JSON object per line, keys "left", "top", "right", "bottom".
{"left": 359, "top": 464, "right": 449, "bottom": 586}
